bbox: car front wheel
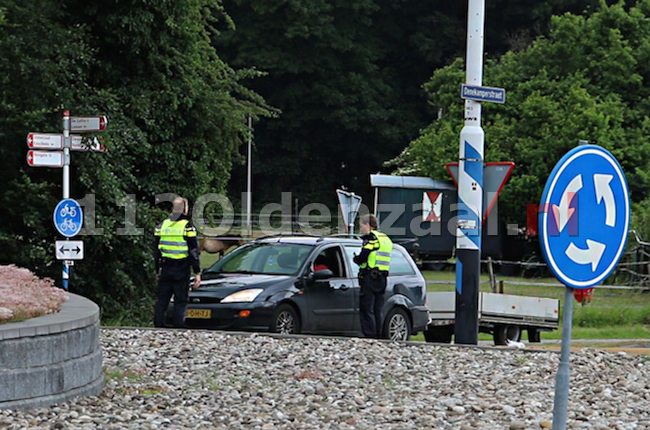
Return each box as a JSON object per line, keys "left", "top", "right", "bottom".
{"left": 270, "top": 304, "right": 301, "bottom": 335}
{"left": 384, "top": 308, "right": 411, "bottom": 341}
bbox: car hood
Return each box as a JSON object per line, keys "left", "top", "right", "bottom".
{"left": 192, "top": 273, "right": 293, "bottom": 295}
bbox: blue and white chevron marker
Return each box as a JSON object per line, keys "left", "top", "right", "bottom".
{"left": 62, "top": 262, "right": 69, "bottom": 290}
{"left": 457, "top": 133, "right": 484, "bottom": 251}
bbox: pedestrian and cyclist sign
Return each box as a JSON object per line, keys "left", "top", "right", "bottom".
{"left": 54, "top": 198, "right": 83, "bottom": 238}
{"left": 539, "top": 145, "right": 630, "bottom": 288}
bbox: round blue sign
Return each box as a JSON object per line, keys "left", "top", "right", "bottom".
{"left": 539, "top": 145, "right": 630, "bottom": 288}
{"left": 53, "top": 198, "right": 83, "bottom": 238}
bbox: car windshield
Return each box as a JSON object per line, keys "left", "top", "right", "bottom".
{"left": 204, "top": 242, "right": 313, "bottom": 275}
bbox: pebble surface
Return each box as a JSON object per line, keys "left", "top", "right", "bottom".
{"left": 2, "top": 328, "right": 650, "bottom": 429}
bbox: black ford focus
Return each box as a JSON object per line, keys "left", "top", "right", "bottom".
{"left": 166, "top": 234, "right": 429, "bottom": 340}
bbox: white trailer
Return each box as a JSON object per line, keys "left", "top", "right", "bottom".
{"left": 424, "top": 291, "right": 560, "bottom": 345}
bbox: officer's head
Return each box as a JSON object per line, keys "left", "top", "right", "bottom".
{"left": 359, "top": 214, "right": 378, "bottom": 234}
{"left": 171, "top": 197, "right": 189, "bottom": 217}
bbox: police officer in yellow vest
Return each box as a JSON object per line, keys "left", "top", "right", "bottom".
{"left": 353, "top": 214, "right": 393, "bottom": 338}
{"left": 153, "top": 197, "right": 201, "bottom": 328}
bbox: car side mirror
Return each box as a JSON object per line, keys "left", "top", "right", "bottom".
{"left": 311, "top": 269, "right": 334, "bottom": 280}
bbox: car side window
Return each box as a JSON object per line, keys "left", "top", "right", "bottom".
{"left": 390, "top": 249, "right": 417, "bottom": 276}
{"left": 312, "top": 246, "right": 346, "bottom": 278}
{"left": 345, "top": 245, "right": 416, "bottom": 276}
{"left": 344, "top": 246, "right": 360, "bottom": 278}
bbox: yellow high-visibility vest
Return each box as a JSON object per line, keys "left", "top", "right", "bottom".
{"left": 155, "top": 219, "right": 196, "bottom": 259}
{"left": 360, "top": 231, "right": 393, "bottom": 272}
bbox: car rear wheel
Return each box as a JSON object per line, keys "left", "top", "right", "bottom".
{"left": 270, "top": 304, "right": 300, "bottom": 335}
{"left": 384, "top": 308, "right": 411, "bottom": 341}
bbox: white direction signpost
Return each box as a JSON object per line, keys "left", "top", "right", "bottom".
{"left": 27, "top": 150, "right": 64, "bottom": 167}
{"left": 70, "top": 116, "right": 108, "bottom": 132}
{"left": 25, "top": 110, "right": 108, "bottom": 289}
{"left": 55, "top": 240, "right": 84, "bottom": 260}
{"left": 27, "top": 133, "right": 63, "bottom": 150}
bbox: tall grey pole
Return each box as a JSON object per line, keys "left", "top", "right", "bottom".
{"left": 62, "top": 110, "right": 71, "bottom": 290}
{"left": 246, "top": 116, "right": 252, "bottom": 238}
{"left": 455, "top": 0, "right": 485, "bottom": 345}
{"left": 552, "top": 286, "right": 574, "bottom": 429}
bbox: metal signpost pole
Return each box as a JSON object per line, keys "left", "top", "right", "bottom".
{"left": 552, "top": 286, "right": 574, "bottom": 430}
{"left": 62, "top": 111, "right": 71, "bottom": 290}
{"left": 455, "top": 0, "right": 485, "bottom": 345}
{"left": 246, "top": 116, "right": 252, "bottom": 238}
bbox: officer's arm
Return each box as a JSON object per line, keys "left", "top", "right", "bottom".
{"left": 353, "top": 234, "right": 378, "bottom": 265}
{"left": 184, "top": 223, "right": 201, "bottom": 275}
{"left": 154, "top": 225, "right": 162, "bottom": 273}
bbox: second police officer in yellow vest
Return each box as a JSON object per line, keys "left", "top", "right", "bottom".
{"left": 353, "top": 214, "right": 393, "bottom": 338}
{"left": 153, "top": 197, "right": 202, "bottom": 328}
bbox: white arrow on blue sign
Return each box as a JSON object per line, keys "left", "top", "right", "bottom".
{"left": 53, "top": 198, "right": 83, "bottom": 238}
{"left": 539, "top": 145, "right": 630, "bottom": 288}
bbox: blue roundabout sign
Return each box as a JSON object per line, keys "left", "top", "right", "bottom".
{"left": 539, "top": 145, "right": 630, "bottom": 289}
{"left": 53, "top": 198, "right": 83, "bottom": 238}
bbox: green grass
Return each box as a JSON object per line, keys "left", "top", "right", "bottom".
{"left": 200, "top": 252, "right": 221, "bottom": 270}
{"left": 422, "top": 269, "right": 650, "bottom": 340}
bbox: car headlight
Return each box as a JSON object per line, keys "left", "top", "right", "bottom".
{"left": 221, "top": 289, "right": 264, "bottom": 303}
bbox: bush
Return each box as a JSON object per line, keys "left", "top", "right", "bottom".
{"left": 0, "top": 264, "right": 68, "bottom": 323}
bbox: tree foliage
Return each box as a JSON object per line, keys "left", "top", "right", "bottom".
{"left": 216, "top": 0, "right": 616, "bottom": 206}
{"left": 0, "top": 0, "right": 271, "bottom": 323}
{"left": 393, "top": 0, "right": 650, "bottom": 229}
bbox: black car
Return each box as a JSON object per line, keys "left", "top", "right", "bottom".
{"left": 167, "top": 234, "right": 429, "bottom": 340}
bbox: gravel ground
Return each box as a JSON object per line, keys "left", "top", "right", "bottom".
{"left": 1, "top": 328, "right": 650, "bottom": 429}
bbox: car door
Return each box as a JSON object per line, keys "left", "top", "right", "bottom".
{"left": 343, "top": 245, "right": 363, "bottom": 333}
{"left": 305, "top": 245, "right": 355, "bottom": 333}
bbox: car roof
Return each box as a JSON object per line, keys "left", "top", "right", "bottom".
{"left": 250, "top": 233, "right": 407, "bottom": 251}
{"left": 252, "top": 233, "right": 361, "bottom": 245}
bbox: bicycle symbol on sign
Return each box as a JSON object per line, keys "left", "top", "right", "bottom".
{"left": 59, "top": 204, "right": 77, "bottom": 218}
{"left": 59, "top": 218, "right": 77, "bottom": 232}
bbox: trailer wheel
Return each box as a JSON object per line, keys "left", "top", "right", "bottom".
{"left": 424, "top": 326, "right": 453, "bottom": 344}
{"left": 494, "top": 324, "right": 521, "bottom": 346}
{"left": 527, "top": 328, "right": 541, "bottom": 343}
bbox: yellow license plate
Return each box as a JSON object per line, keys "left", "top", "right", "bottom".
{"left": 186, "top": 309, "right": 211, "bottom": 319}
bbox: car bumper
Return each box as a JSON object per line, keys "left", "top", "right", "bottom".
{"left": 410, "top": 305, "right": 429, "bottom": 334}
{"left": 167, "top": 301, "right": 277, "bottom": 331}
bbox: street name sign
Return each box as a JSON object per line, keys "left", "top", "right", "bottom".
{"left": 55, "top": 240, "right": 84, "bottom": 260}
{"left": 53, "top": 198, "right": 83, "bottom": 238}
{"left": 539, "top": 145, "right": 630, "bottom": 288}
{"left": 27, "top": 150, "right": 63, "bottom": 167}
{"left": 70, "top": 116, "right": 108, "bottom": 132}
{"left": 26, "top": 133, "right": 63, "bottom": 150}
{"left": 460, "top": 84, "right": 506, "bottom": 104}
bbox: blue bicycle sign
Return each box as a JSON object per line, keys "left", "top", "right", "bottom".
{"left": 539, "top": 145, "right": 630, "bottom": 288}
{"left": 54, "top": 198, "right": 83, "bottom": 238}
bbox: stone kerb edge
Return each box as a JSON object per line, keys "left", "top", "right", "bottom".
{"left": 0, "top": 293, "right": 104, "bottom": 410}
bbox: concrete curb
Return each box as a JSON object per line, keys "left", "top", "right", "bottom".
{"left": 0, "top": 294, "right": 104, "bottom": 410}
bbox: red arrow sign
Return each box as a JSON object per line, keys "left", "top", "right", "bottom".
{"left": 70, "top": 116, "right": 108, "bottom": 132}
{"left": 26, "top": 132, "right": 63, "bottom": 150}
{"left": 27, "top": 150, "right": 64, "bottom": 167}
